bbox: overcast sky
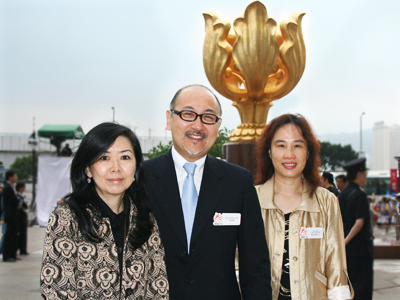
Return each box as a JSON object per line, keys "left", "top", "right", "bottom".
{"left": 1, "top": 0, "right": 399, "bottom": 141}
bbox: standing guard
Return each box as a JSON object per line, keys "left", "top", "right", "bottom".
{"left": 339, "top": 157, "right": 373, "bottom": 300}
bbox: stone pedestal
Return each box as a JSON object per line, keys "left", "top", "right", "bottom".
{"left": 223, "top": 142, "right": 257, "bottom": 177}
{"left": 374, "top": 246, "right": 400, "bottom": 259}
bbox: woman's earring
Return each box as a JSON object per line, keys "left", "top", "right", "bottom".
{"left": 87, "top": 178, "right": 91, "bottom": 183}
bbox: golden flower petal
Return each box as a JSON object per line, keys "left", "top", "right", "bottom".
{"left": 203, "top": 11, "right": 233, "bottom": 99}
{"left": 263, "top": 11, "right": 306, "bottom": 99}
{"left": 233, "top": 1, "right": 279, "bottom": 99}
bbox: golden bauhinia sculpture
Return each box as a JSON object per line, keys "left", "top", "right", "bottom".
{"left": 203, "top": 1, "right": 306, "bottom": 142}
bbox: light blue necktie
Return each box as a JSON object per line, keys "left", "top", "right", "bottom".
{"left": 182, "top": 162, "right": 198, "bottom": 252}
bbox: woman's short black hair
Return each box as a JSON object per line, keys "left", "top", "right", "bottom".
{"left": 322, "top": 172, "right": 334, "bottom": 184}
{"left": 15, "top": 181, "right": 26, "bottom": 192}
{"left": 65, "top": 122, "right": 153, "bottom": 249}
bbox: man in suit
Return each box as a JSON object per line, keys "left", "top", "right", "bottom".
{"left": 2, "top": 169, "right": 20, "bottom": 262}
{"left": 145, "top": 85, "right": 272, "bottom": 300}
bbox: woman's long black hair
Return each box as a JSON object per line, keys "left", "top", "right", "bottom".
{"left": 64, "top": 122, "right": 153, "bottom": 250}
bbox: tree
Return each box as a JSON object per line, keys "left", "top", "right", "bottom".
{"left": 208, "top": 127, "right": 231, "bottom": 158}
{"left": 10, "top": 154, "right": 38, "bottom": 181}
{"left": 145, "top": 128, "right": 232, "bottom": 159}
{"left": 319, "top": 141, "right": 358, "bottom": 171}
{"left": 146, "top": 141, "right": 174, "bottom": 159}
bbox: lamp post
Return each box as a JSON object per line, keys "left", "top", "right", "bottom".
{"left": 359, "top": 112, "right": 365, "bottom": 158}
{"left": 111, "top": 107, "right": 115, "bottom": 122}
{"left": 395, "top": 156, "right": 400, "bottom": 193}
{"left": 28, "top": 132, "right": 38, "bottom": 211}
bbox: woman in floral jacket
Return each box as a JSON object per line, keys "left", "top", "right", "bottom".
{"left": 40, "top": 123, "right": 169, "bottom": 299}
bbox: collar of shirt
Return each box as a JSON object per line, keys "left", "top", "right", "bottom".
{"left": 97, "top": 193, "right": 130, "bottom": 224}
{"left": 256, "top": 175, "right": 320, "bottom": 213}
{"left": 171, "top": 146, "right": 206, "bottom": 198}
{"left": 348, "top": 181, "right": 360, "bottom": 189}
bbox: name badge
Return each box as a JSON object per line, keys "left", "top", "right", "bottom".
{"left": 300, "top": 227, "right": 323, "bottom": 239}
{"left": 213, "top": 213, "right": 241, "bottom": 226}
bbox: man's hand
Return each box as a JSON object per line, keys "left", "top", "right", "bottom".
{"left": 345, "top": 218, "right": 364, "bottom": 245}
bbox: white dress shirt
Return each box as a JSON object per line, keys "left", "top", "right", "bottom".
{"left": 171, "top": 146, "right": 206, "bottom": 198}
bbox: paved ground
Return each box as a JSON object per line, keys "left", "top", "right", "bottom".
{"left": 0, "top": 226, "right": 399, "bottom": 300}
{"left": 0, "top": 226, "right": 45, "bottom": 300}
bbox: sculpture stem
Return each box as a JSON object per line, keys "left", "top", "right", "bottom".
{"left": 229, "top": 98, "right": 273, "bottom": 142}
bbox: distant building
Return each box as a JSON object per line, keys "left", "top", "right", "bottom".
{"left": 373, "top": 122, "right": 400, "bottom": 170}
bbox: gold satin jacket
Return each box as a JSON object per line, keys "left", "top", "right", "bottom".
{"left": 255, "top": 177, "right": 353, "bottom": 300}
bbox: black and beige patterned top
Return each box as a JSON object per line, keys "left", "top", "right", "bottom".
{"left": 40, "top": 201, "right": 169, "bottom": 300}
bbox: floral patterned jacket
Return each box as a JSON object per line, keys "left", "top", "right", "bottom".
{"left": 40, "top": 201, "right": 169, "bottom": 300}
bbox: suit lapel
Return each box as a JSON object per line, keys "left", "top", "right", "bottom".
{"left": 150, "top": 151, "right": 188, "bottom": 249}
{"left": 191, "top": 155, "right": 226, "bottom": 242}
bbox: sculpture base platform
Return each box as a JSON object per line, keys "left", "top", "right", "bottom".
{"left": 374, "top": 246, "right": 400, "bottom": 259}
{"left": 223, "top": 142, "right": 257, "bottom": 177}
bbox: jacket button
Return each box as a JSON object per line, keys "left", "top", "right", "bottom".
{"left": 293, "top": 256, "right": 298, "bottom": 261}
{"left": 126, "top": 260, "right": 131, "bottom": 268}
{"left": 186, "top": 278, "right": 193, "bottom": 284}
{"left": 180, "top": 251, "right": 187, "bottom": 257}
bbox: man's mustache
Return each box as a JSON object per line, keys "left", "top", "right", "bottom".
{"left": 185, "top": 130, "right": 207, "bottom": 139}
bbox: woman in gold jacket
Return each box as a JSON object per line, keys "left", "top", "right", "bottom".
{"left": 255, "top": 114, "right": 352, "bottom": 300}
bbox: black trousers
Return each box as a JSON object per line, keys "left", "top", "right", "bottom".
{"left": 3, "top": 220, "right": 19, "bottom": 260}
{"left": 17, "top": 211, "right": 28, "bottom": 254}
{"left": 347, "top": 256, "right": 373, "bottom": 300}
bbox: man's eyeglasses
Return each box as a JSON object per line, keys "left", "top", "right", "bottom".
{"left": 171, "top": 109, "right": 221, "bottom": 125}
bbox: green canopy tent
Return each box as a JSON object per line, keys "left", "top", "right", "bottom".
{"left": 38, "top": 124, "right": 85, "bottom": 156}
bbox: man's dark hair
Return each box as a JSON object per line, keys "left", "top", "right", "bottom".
{"left": 335, "top": 174, "right": 347, "bottom": 182}
{"left": 170, "top": 84, "right": 222, "bottom": 116}
{"left": 5, "top": 170, "right": 16, "bottom": 181}
{"left": 322, "top": 172, "right": 334, "bottom": 184}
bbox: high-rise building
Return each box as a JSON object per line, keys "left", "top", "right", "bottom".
{"left": 373, "top": 122, "right": 400, "bottom": 170}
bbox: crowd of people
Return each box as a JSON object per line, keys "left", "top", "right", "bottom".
{"left": 321, "top": 172, "right": 400, "bottom": 235}
{"left": 2, "top": 85, "right": 398, "bottom": 299}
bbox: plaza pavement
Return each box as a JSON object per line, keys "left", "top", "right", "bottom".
{"left": 0, "top": 226, "right": 399, "bottom": 300}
